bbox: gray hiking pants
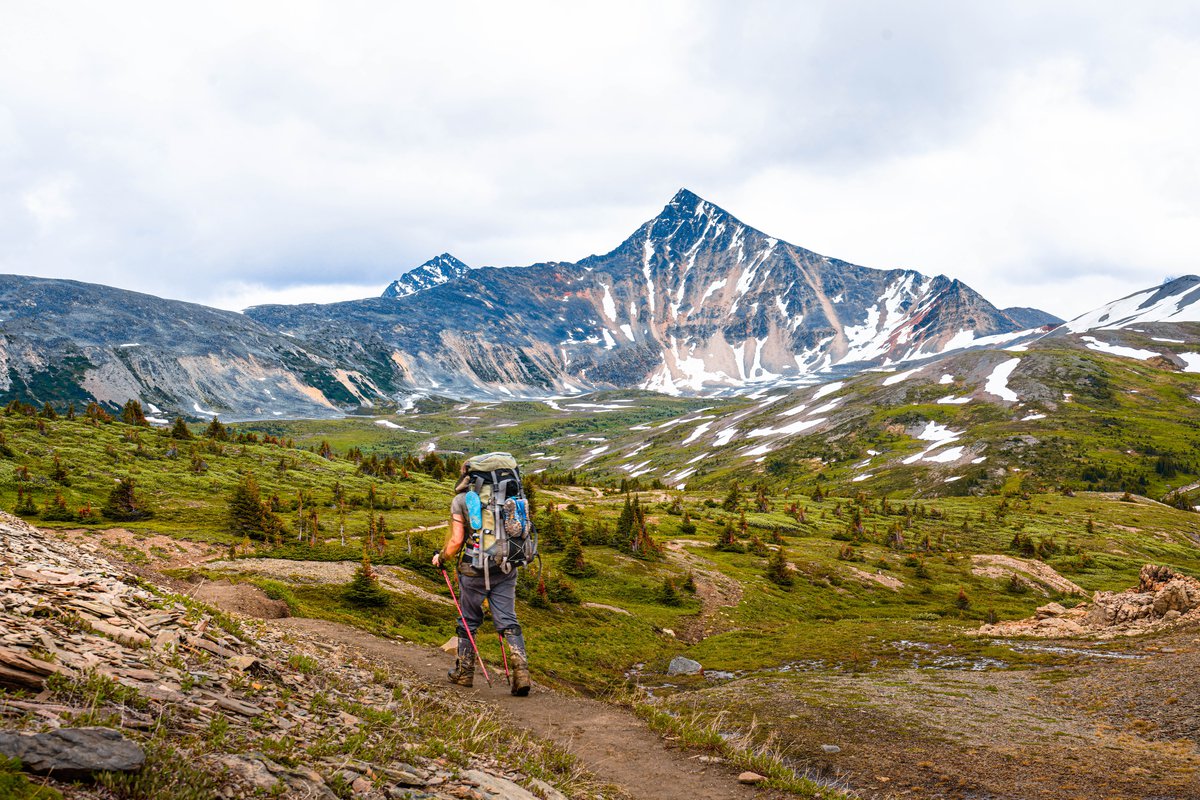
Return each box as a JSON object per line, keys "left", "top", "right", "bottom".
{"left": 455, "top": 568, "right": 520, "bottom": 637}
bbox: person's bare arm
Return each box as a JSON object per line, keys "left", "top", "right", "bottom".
{"left": 432, "top": 512, "right": 466, "bottom": 567}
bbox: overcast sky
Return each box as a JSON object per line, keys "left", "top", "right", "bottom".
{"left": 2, "top": 2, "right": 1198, "bottom": 319}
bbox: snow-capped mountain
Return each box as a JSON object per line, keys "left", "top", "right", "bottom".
{"left": 0, "top": 189, "right": 1073, "bottom": 416}
{"left": 381, "top": 253, "right": 471, "bottom": 299}
{"left": 1059, "top": 275, "right": 1200, "bottom": 333}
{"left": 249, "top": 189, "right": 1046, "bottom": 397}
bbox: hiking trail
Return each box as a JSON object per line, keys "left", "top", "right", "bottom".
{"left": 270, "top": 617, "right": 777, "bottom": 800}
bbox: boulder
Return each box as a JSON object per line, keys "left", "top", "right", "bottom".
{"left": 0, "top": 727, "right": 145, "bottom": 779}
{"left": 1035, "top": 602, "right": 1067, "bottom": 619}
{"left": 667, "top": 656, "right": 703, "bottom": 675}
{"left": 463, "top": 769, "right": 542, "bottom": 800}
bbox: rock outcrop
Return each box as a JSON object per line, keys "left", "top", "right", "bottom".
{"left": 0, "top": 512, "right": 579, "bottom": 798}
{"left": 978, "top": 564, "right": 1200, "bottom": 639}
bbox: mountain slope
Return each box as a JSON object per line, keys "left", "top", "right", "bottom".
{"left": 0, "top": 275, "right": 403, "bottom": 419}
{"left": 381, "top": 253, "right": 472, "bottom": 299}
{"left": 248, "top": 189, "right": 1034, "bottom": 397}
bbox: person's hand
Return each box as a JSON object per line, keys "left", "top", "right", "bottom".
{"left": 431, "top": 552, "right": 441, "bottom": 568}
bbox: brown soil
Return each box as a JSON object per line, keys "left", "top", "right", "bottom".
{"left": 664, "top": 540, "right": 743, "bottom": 644}
{"left": 180, "top": 578, "right": 291, "bottom": 619}
{"left": 676, "top": 626, "right": 1200, "bottom": 800}
{"left": 271, "top": 617, "right": 785, "bottom": 800}
{"left": 54, "top": 527, "right": 221, "bottom": 569}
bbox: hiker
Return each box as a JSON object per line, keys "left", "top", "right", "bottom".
{"left": 432, "top": 455, "right": 533, "bottom": 696}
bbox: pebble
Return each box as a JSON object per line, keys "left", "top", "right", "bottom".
{"left": 737, "top": 771, "right": 766, "bottom": 784}
{"left": 821, "top": 744, "right": 842, "bottom": 754}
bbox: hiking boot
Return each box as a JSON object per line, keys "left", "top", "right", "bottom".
{"left": 447, "top": 637, "right": 475, "bottom": 687}
{"left": 503, "top": 628, "right": 531, "bottom": 696}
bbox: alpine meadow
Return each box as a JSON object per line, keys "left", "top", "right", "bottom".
{"left": 5, "top": 5, "right": 1200, "bottom": 797}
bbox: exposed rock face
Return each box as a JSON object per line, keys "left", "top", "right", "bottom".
{"left": 0, "top": 275, "right": 405, "bottom": 419}
{"left": 1002, "top": 307, "right": 1063, "bottom": 329}
{"left": 248, "top": 189, "right": 1031, "bottom": 397}
{"left": 0, "top": 513, "right": 570, "bottom": 799}
{"left": 978, "top": 564, "right": 1200, "bottom": 639}
{"left": 382, "top": 253, "right": 471, "bottom": 299}
{"left": 0, "top": 727, "right": 145, "bottom": 779}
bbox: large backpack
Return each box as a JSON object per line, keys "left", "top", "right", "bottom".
{"left": 461, "top": 452, "right": 538, "bottom": 588}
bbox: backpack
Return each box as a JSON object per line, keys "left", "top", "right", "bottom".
{"left": 461, "top": 452, "right": 538, "bottom": 587}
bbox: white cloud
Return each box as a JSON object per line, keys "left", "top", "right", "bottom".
{"left": 0, "top": 2, "right": 1197, "bottom": 318}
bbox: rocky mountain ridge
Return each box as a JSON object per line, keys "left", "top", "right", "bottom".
{"left": 2, "top": 190, "right": 1192, "bottom": 420}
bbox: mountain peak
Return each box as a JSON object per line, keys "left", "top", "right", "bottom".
{"left": 382, "top": 254, "right": 471, "bottom": 299}
{"left": 662, "top": 188, "right": 725, "bottom": 221}
{"left": 1062, "top": 274, "right": 1200, "bottom": 333}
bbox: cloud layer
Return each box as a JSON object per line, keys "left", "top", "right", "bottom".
{"left": 2, "top": 1, "right": 1198, "bottom": 318}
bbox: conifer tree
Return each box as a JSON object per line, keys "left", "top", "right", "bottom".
{"left": 170, "top": 417, "right": 193, "bottom": 440}
{"left": 615, "top": 495, "right": 634, "bottom": 544}
{"left": 722, "top": 482, "right": 741, "bottom": 511}
{"left": 103, "top": 477, "right": 152, "bottom": 521}
{"left": 560, "top": 533, "right": 595, "bottom": 577}
{"left": 766, "top": 546, "right": 794, "bottom": 587}
{"left": 121, "top": 400, "right": 148, "bottom": 427}
{"left": 227, "top": 473, "right": 279, "bottom": 541}
{"left": 206, "top": 416, "right": 229, "bottom": 441}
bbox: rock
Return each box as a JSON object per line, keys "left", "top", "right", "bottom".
{"left": 440, "top": 637, "right": 459, "bottom": 653}
{"left": 1035, "top": 602, "right": 1067, "bottom": 619}
{"left": 1153, "top": 581, "right": 1194, "bottom": 616}
{"left": 821, "top": 744, "right": 841, "bottom": 754}
{"left": 0, "top": 727, "right": 145, "bottom": 779}
{"left": 229, "top": 654, "right": 260, "bottom": 672}
{"left": 352, "top": 776, "right": 374, "bottom": 794}
{"left": 667, "top": 656, "right": 703, "bottom": 675}
{"left": 528, "top": 777, "right": 568, "bottom": 800}
{"left": 463, "top": 769, "right": 542, "bottom": 800}
{"left": 737, "top": 771, "right": 767, "bottom": 784}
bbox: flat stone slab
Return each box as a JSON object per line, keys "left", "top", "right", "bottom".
{"left": 0, "top": 727, "right": 145, "bottom": 779}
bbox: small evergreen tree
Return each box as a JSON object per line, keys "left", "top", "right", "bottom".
{"left": 343, "top": 551, "right": 389, "bottom": 608}
{"left": 658, "top": 576, "right": 683, "bottom": 606}
{"left": 766, "top": 546, "right": 793, "bottom": 587}
{"left": 121, "top": 400, "right": 148, "bottom": 427}
{"left": 559, "top": 533, "right": 596, "bottom": 577}
{"left": 170, "top": 417, "right": 193, "bottom": 440}
{"left": 679, "top": 510, "right": 696, "bottom": 536}
{"left": 42, "top": 492, "right": 77, "bottom": 522}
{"left": 205, "top": 416, "right": 229, "bottom": 441}
{"left": 49, "top": 455, "right": 70, "bottom": 485}
{"left": 227, "top": 473, "right": 280, "bottom": 541}
{"left": 102, "top": 477, "right": 152, "bottom": 521}
{"left": 721, "top": 482, "right": 741, "bottom": 511}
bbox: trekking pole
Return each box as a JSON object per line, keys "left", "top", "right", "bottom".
{"left": 497, "top": 633, "right": 511, "bottom": 686}
{"left": 441, "top": 569, "right": 492, "bottom": 687}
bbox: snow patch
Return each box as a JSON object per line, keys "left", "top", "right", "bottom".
{"left": 375, "top": 420, "right": 402, "bottom": 429}
{"left": 1177, "top": 353, "right": 1200, "bottom": 372}
{"left": 939, "top": 374, "right": 954, "bottom": 385}
{"left": 936, "top": 396, "right": 971, "bottom": 405}
{"left": 1081, "top": 337, "right": 1157, "bottom": 360}
{"left": 984, "top": 358, "right": 1021, "bottom": 401}
{"left": 882, "top": 368, "right": 921, "bottom": 386}
{"left": 812, "top": 381, "right": 844, "bottom": 401}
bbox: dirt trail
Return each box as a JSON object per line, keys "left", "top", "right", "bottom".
{"left": 271, "top": 617, "right": 778, "bottom": 800}
{"left": 664, "top": 540, "right": 743, "bottom": 644}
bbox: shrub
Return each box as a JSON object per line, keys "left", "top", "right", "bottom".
{"left": 102, "top": 477, "right": 153, "bottom": 521}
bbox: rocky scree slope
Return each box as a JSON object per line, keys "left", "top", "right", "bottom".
{"left": 0, "top": 275, "right": 407, "bottom": 421}
{"left": 0, "top": 512, "right": 590, "bottom": 800}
